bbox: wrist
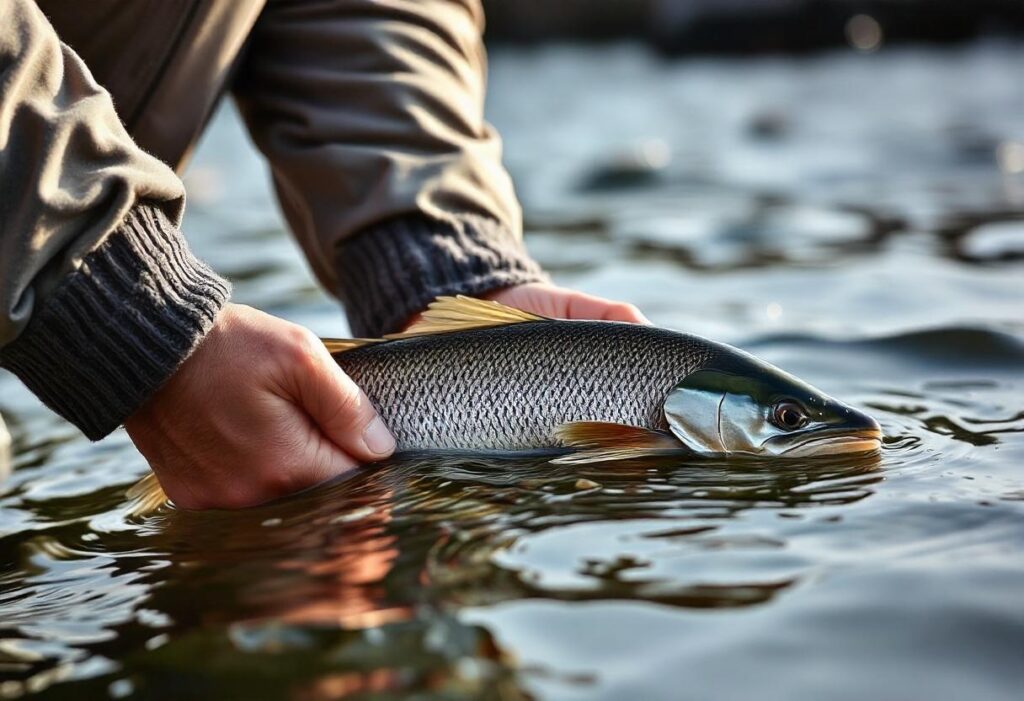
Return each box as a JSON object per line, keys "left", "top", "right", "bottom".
{"left": 335, "top": 213, "right": 549, "bottom": 338}
{"left": 0, "top": 205, "right": 230, "bottom": 440}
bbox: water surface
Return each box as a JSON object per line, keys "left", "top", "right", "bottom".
{"left": 1, "top": 43, "right": 1023, "bottom": 699}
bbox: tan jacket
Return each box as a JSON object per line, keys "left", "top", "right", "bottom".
{"left": 0, "top": 0, "right": 542, "bottom": 439}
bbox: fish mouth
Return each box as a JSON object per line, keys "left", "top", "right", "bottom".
{"left": 776, "top": 427, "right": 883, "bottom": 457}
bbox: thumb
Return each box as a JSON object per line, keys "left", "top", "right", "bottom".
{"left": 288, "top": 333, "right": 396, "bottom": 463}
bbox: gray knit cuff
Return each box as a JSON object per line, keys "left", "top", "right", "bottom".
{"left": 0, "top": 205, "right": 230, "bottom": 440}
{"left": 336, "top": 214, "right": 549, "bottom": 337}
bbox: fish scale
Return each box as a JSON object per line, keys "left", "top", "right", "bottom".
{"left": 335, "top": 320, "right": 716, "bottom": 451}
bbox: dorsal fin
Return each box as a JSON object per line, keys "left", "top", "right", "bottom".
{"left": 323, "top": 296, "right": 547, "bottom": 354}
{"left": 551, "top": 421, "right": 685, "bottom": 465}
{"left": 386, "top": 295, "right": 547, "bottom": 339}
{"left": 322, "top": 338, "right": 382, "bottom": 354}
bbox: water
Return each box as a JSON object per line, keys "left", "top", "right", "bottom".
{"left": 2, "top": 43, "right": 1023, "bottom": 699}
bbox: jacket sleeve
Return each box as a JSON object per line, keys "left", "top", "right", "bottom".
{"left": 233, "top": 0, "right": 547, "bottom": 337}
{"left": 0, "top": 0, "right": 230, "bottom": 440}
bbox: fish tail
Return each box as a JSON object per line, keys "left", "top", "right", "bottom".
{"left": 126, "top": 472, "right": 168, "bottom": 517}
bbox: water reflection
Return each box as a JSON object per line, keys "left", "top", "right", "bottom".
{"left": 132, "top": 451, "right": 882, "bottom": 626}
{"left": 0, "top": 449, "right": 882, "bottom": 698}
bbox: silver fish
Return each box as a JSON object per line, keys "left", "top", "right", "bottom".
{"left": 326, "top": 296, "right": 883, "bottom": 463}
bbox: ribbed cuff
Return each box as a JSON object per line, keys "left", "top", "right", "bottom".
{"left": 336, "top": 214, "right": 549, "bottom": 337}
{"left": 0, "top": 205, "right": 230, "bottom": 440}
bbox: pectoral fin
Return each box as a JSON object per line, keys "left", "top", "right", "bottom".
{"left": 552, "top": 421, "right": 685, "bottom": 464}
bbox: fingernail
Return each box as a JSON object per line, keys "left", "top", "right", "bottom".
{"left": 363, "top": 417, "right": 396, "bottom": 456}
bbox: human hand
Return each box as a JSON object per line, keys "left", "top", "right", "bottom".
{"left": 485, "top": 282, "right": 650, "bottom": 324}
{"left": 125, "top": 304, "right": 395, "bottom": 509}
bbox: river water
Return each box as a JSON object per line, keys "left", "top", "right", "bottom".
{"left": 1, "top": 43, "right": 1023, "bottom": 700}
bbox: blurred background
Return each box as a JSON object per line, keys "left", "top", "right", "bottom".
{"left": 484, "top": 0, "right": 1024, "bottom": 52}
{"left": 2, "top": 2, "right": 1023, "bottom": 699}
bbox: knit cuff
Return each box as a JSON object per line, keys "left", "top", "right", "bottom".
{"left": 336, "top": 214, "right": 549, "bottom": 337}
{"left": 0, "top": 205, "right": 230, "bottom": 440}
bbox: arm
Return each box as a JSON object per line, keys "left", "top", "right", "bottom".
{"left": 233, "top": 0, "right": 552, "bottom": 336}
{"left": 0, "top": 0, "right": 394, "bottom": 508}
{"left": 234, "top": 0, "right": 646, "bottom": 333}
{"left": 0, "top": 0, "right": 227, "bottom": 438}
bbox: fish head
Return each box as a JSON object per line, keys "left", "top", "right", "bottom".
{"left": 663, "top": 348, "right": 881, "bottom": 458}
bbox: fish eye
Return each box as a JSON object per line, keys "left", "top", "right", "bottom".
{"left": 771, "top": 401, "right": 809, "bottom": 431}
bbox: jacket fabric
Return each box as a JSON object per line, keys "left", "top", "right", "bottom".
{"left": 0, "top": 0, "right": 544, "bottom": 439}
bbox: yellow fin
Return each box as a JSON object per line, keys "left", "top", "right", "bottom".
{"left": 551, "top": 421, "right": 684, "bottom": 465}
{"left": 386, "top": 295, "right": 547, "bottom": 339}
{"left": 324, "top": 296, "right": 545, "bottom": 350}
{"left": 323, "top": 338, "right": 382, "bottom": 354}
{"left": 126, "top": 472, "right": 169, "bottom": 517}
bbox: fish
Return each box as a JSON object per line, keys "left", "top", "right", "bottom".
{"left": 128, "top": 295, "right": 881, "bottom": 513}
{"left": 325, "top": 296, "right": 882, "bottom": 463}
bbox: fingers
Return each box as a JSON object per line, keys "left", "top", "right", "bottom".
{"left": 564, "top": 291, "right": 651, "bottom": 325}
{"left": 286, "top": 328, "right": 396, "bottom": 463}
{"left": 307, "top": 433, "right": 361, "bottom": 485}
{"left": 598, "top": 301, "right": 650, "bottom": 324}
{"left": 488, "top": 283, "right": 651, "bottom": 325}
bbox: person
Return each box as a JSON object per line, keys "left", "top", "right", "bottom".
{"left": 0, "top": 1, "right": 645, "bottom": 509}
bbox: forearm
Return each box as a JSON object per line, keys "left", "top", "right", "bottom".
{"left": 0, "top": 0, "right": 229, "bottom": 439}
{"left": 234, "top": 0, "right": 546, "bottom": 334}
